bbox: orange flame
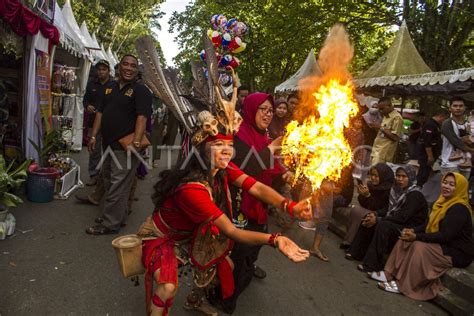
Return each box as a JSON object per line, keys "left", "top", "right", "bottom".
{"left": 282, "top": 79, "right": 358, "bottom": 190}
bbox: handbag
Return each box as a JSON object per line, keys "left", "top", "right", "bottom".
{"left": 118, "top": 133, "right": 150, "bottom": 151}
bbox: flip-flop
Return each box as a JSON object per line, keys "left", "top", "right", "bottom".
{"left": 344, "top": 253, "right": 354, "bottom": 261}
{"left": 368, "top": 271, "right": 388, "bottom": 282}
{"left": 377, "top": 281, "right": 400, "bottom": 294}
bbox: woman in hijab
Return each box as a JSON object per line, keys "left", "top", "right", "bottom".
{"left": 346, "top": 165, "right": 428, "bottom": 273}
{"left": 341, "top": 163, "right": 394, "bottom": 249}
{"left": 268, "top": 99, "right": 289, "bottom": 140}
{"left": 376, "top": 172, "right": 474, "bottom": 299}
{"left": 219, "top": 92, "right": 290, "bottom": 313}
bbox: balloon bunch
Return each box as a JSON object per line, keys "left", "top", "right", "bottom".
{"left": 199, "top": 14, "right": 248, "bottom": 87}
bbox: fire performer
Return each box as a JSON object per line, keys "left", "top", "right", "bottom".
{"left": 134, "top": 35, "right": 312, "bottom": 316}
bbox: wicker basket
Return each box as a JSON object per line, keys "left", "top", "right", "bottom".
{"left": 111, "top": 234, "right": 145, "bottom": 278}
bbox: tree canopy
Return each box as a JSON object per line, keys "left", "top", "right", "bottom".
{"left": 56, "top": 0, "right": 165, "bottom": 59}
{"left": 169, "top": 0, "right": 473, "bottom": 92}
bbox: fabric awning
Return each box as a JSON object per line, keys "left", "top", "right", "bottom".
{"left": 0, "top": 0, "right": 59, "bottom": 44}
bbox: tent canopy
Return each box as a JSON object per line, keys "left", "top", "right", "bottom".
{"left": 354, "top": 67, "right": 474, "bottom": 101}
{"left": 62, "top": 0, "right": 91, "bottom": 58}
{"left": 80, "top": 22, "right": 100, "bottom": 50}
{"left": 53, "top": 2, "right": 86, "bottom": 58}
{"left": 274, "top": 49, "right": 322, "bottom": 93}
{"left": 358, "top": 21, "right": 431, "bottom": 79}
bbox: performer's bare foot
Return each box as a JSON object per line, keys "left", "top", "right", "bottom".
{"left": 310, "top": 248, "right": 329, "bottom": 262}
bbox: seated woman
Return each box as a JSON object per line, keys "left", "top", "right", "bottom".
{"left": 377, "top": 172, "right": 474, "bottom": 300}
{"left": 341, "top": 163, "right": 394, "bottom": 249}
{"left": 345, "top": 165, "right": 428, "bottom": 273}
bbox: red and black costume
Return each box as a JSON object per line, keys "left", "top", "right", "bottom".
{"left": 141, "top": 162, "right": 257, "bottom": 315}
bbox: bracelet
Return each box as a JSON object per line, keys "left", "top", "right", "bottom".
{"left": 288, "top": 201, "right": 297, "bottom": 218}
{"left": 268, "top": 232, "right": 282, "bottom": 248}
{"left": 281, "top": 199, "right": 289, "bottom": 213}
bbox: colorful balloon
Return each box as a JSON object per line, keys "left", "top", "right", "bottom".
{"left": 233, "top": 21, "right": 248, "bottom": 36}
{"left": 232, "top": 42, "right": 246, "bottom": 54}
{"left": 211, "top": 31, "right": 222, "bottom": 47}
{"left": 219, "top": 73, "right": 233, "bottom": 86}
{"left": 226, "top": 18, "right": 238, "bottom": 32}
{"left": 199, "top": 50, "right": 206, "bottom": 61}
{"left": 228, "top": 37, "right": 242, "bottom": 51}
{"left": 217, "top": 15, "right": 227, "bottom": 31}
{"left": 207, "top": 29, "right": 213, "bottom": 40}
{"left": 210, "top": 14, "right": 220, "bottom": 29}
{"left": 221, "top": 33, "right": 232, "bottom": 48}
{"left": 219, "top": 55, "right": 232, "bottom": 67}
{"left": 228, "top": 56, "right": 240, "bottom": 69}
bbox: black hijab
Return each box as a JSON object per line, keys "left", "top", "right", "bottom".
{"left": 367, "top": 163, "right": 394, "bottom": 192}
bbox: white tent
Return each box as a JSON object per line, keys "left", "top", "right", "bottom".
{"left": 53, "top": 2, "right": 86, "bottom": 58}
{"left": 107, "top": 46, "right": 117, "bottom": 68}
{"left": 90, "top": 33, "right": 109, "bottom": 62}
{"left": 80, "top": 22, "right": 100, "bottom": 51}
{"left": 274, "top": 49, "right": 322, "bottom": 93}
{"left": 61, "top": 0, "right": 91, "bottom": 59}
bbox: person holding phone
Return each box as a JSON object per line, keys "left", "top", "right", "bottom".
{"left": 345, "top": 165, "right": 428, "bottom": 274}
{"left": 341, "top": 163, "right": 394, "bottom": 249}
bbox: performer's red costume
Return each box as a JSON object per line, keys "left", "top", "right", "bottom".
{"left": 142, "top": 162, "right": 256, "bottom": 315}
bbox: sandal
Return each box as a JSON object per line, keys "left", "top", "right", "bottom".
{"left": 368, "top": 271, "right": 387, "bottom": 282}
{"left": 344, "top": 253, "right": 354, "bottom": 261}
{"left": 357, "top": 264, "right": 370, "bottom": 272}
{"left": 94, "top": 217, "right": 127, "bottom": 227}
{"left": 377, "top": 281, "right": 400, "bottom": 294}
{"left": 85, "top": 224, "right": 118, "bottom": 235}
{"left": 310, "top": 249, "right": 329, "bottom": 262}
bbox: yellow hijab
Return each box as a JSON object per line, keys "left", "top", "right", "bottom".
{"left": 426, "top": 172, "right": 472, "bottom": 233}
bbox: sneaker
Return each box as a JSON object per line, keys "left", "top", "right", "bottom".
{"left": 298, "top": 220, "right": 316, "bottom": 231}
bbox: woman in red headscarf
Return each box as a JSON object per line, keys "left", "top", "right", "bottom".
{"left": 216, "top": 93, "right": 293, "bottom": 313}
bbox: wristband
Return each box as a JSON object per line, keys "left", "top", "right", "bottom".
{"left": 268, "top": 232, "right": 282, "bottom": 248}
{"left": 288, "top": 201, "right": 297, "bottom": 218}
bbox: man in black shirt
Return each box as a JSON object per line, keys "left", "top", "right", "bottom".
{"left": 83, "top": 59, "right": 111, "bottom": 185}
{"left": 416, "top": 108, "right": 449, "bottom": 187}
{"left": 85, "top": 55, "right": 152, "bottom": 235}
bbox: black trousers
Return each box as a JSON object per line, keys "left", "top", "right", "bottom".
{"left": 348, "top": 220, "right": 403, "bottom": 271}
{"left": 417, "top": 155, "right": 432, "bottom": 187}
{"left": 221, "top": 220, "right": 267, "bottom": 313}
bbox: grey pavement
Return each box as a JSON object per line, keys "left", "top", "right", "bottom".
{"left": 0, "top": 149, "right": 446, "bottom": 316}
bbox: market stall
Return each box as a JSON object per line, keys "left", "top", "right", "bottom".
{"left": 50, "top": 0, "right": 93, "bottom": 152}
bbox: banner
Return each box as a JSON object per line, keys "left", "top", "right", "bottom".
{"left": 35, "top": 49, "right": 52, "bottom": 132}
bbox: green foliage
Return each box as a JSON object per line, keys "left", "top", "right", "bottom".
{"left": 56, "top": 0, "right": 166, "bottom": 61}
{"left": 401, "top": 0, "right": 474, "bottom": 71}
{"left": 28, "top": 128, "right": 69, "bottom": 167}
{"left": 0, "top": 156, "right": 31, "bottom": 209}
{"left": 170, "top": 0, "right": 473, "bottom": 92}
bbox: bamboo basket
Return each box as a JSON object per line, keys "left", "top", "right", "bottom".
{"left": 111, "top": 234, "right": 145, "bottom": 278}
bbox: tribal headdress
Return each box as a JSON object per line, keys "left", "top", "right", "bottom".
{"left": 135, "top": 33, "right": 242, "bottom": 148}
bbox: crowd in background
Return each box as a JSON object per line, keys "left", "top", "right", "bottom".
{"left": 79, "top": 57, "right": 472, "bottom": 309}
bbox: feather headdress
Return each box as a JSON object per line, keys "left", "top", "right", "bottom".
{"left": 135, "top": 33, "right": 241, "bottom": 146}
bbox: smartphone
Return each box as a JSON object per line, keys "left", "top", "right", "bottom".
{"left": 356, "top": 178, "right": 363, "bottom": 185}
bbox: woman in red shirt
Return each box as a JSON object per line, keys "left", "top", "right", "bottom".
{"left": 142, "top": 133, "right": 311, "bottom": 316}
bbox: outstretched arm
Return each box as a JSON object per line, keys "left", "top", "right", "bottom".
{"left": 214, "top": 214, "right": 309, "bottom": 262}
{"left": 232, "top": 174, "right": 312, "bottom": 220}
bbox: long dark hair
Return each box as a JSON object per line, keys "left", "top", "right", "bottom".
{"left": 152, "top": 144, "right": 228, "bottom": 213}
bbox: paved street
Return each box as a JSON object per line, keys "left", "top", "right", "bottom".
{"left": 0, "top": 150, "right": 446, "bottom": 316}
